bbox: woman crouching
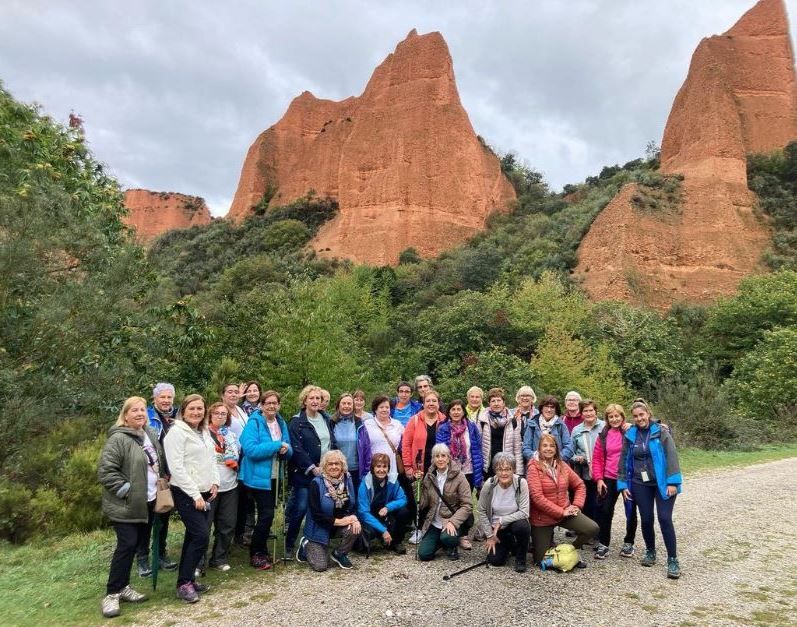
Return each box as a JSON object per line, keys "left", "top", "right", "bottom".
{"left": 357, "top": 453, "right": 411, "bottom": 554}
{"left": 417, "top": 443, "right": 473, "bottom": 561}
{"left": 297, "top": 450, "right": 361, "bottom": 571}
{"left": 477, "top": 452, "right": 531, "bottom": 572}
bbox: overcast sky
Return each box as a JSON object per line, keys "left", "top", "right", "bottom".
{"left": 1, "top": 1, "right": 795, "bottom": 215}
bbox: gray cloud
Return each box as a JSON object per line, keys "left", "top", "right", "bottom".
{"left": 1, "top": 0, "right": 794, "bottom": 215}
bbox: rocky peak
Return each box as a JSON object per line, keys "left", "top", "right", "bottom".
{"left": 123, "top": 189, "right": 212, "bottom": 242}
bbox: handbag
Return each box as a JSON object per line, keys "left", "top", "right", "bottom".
{"left": 375, "top": 421, "right": 405, "bottom": 475}
{"left": 154, "top": 478, "right": 174, "bottom": 513}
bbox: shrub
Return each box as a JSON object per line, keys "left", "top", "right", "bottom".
{"left": 0, "top": 478, "right": 35, "bottom": 543}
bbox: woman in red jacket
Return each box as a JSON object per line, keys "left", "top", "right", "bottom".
{"left": 527, "top": 434, "right": 599, "bottom": 567}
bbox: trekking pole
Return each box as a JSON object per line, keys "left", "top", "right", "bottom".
{"left": 414, "top": 451, "right": 422, "bottom": 561}
{"left": 272, "top": 457, "right": 281, "bottom": 566}
{"left": 281, "top": 458, "right": 290, "bottom": 564}
{"left": 443, "top": 558, "right": 489, "bottom": 581}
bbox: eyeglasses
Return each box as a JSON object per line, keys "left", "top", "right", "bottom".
{"left": 261, "top": 401, "right": 279, "bottom": 406}
{"left": 211, "top": 411, "right": 228, "bottom": 417}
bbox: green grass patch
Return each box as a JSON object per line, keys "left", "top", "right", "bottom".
{"left": 679, "top": 443, "right": 797, "bottom": 475}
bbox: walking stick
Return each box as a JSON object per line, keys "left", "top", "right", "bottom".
{"left": 272, "top": 457, "right": 281, "bottom": 565}
{"left": 414, "top": 451, "right": 422, "bottom": 561}
{"left": 443, "top": 558, "right": 489, "bottom": 581}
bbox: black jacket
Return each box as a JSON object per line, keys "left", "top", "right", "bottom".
{"left": 288, "top": 410, "right": 338, "bottom": 488}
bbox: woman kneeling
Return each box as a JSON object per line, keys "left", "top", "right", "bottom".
{"left": 418, "top": 444, "right": 473, "bottom": 561}
{"left": 357, "top": 453, "right": 411, "bottom": 554}
{"left": 477, "top": 452, "right": 531, "bottom": 572}
{"left": 298, "top": 450, "right": 361, "bottom": 571}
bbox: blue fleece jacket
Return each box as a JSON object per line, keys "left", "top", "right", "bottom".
{"left": 356, "top": 472, "right": 407, "bottom": 534}
{"left": 239, "top": 410, "right": 293, "bottom": 490}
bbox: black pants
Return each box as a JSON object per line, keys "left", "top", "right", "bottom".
{"left": 362, "top": 505, "right": 412, "bottom": 549}
{"left": 173, "top": 486, "right": 211, "bottom": 586}
{"left": 107, "top": 520, "right": 146, "bottom": 594}
{"left": 597, "top": 478, "right": 638, "bottom": 546}
{"left": 632, "top": 482, "right": 677, "bottom": 558}
{"left": 208, "top": 488, "right": 239, "bottom": 566}
{"left": 398, "top": 474, "right": 418, "bottom": 525}
{"left": 235, "top": 483, "right": 255, "bottom": 541}
{"left": 486, "top": 519, "right": 531, "bottom": 566}
{"left": 582, "top": 479, "right": 598, "bottom": 523}
{"left": 135, "top": 499, "right": 169, "bottom": 562}
{"left": 250, "top": 481, "right": 277, "bottom": 557}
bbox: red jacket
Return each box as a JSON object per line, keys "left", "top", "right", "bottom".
{"left": 402, "top": 411, "right": 446, "bottom": 475}
{"left": 527, "top": 459, "right": 585, "bottom": 527}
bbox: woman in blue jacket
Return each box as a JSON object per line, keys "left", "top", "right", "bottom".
{"left": 522, "top": 396, "right": 573, "bottom": 464}
{"left": 618, "top": 399, "right": 682, "bottom": 579}
{"left": 239, "top": 390, "right": 292, "bottom": 570}
{"left": 297, "top": 450, "right": 360, "bottom": 571}
{"left": 330, "top": 393, "right": 372, "bottom": 493}
{"left": 357, "top": 453, "right": 410, "bottom": 554}
{"left": 436, "top": 399, "right": 483, "bottom": 491}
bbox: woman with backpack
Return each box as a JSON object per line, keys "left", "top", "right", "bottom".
{"left": 522, "top": 395, "right": 574, "bottom": 465}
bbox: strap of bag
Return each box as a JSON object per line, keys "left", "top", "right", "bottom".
{"left": 429, "top": 474, "right": 458, "bottom": 515}
{"left": 375, "top": 421, "right": 399, "bottom": 455}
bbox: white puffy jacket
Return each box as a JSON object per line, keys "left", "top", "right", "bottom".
{"left": 164, "top": 419, "right": 220, "bottom": 500}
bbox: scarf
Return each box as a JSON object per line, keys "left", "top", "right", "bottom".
{"left": 323, "top": 476, "right": 349, "bottom": 509}
{"left": 209, "top": 425, "right": 239, "bottom": 470}
{"left": 539, "top": 415, "right": 557, "bottom": 435}
{"left": 449, "top": 419, "right": 468, "bottom": 465}
{"left": 488, "top": 408, "right": 510, "bottom": 429}
{"left": 541, "top": 459, "right": 558, "bottom": 483}
{"left": 241, "top": 400, "right": 259, "bottom": 416}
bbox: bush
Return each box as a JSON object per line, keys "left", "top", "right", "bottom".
{"left": 0, "top": 478, "right": 35, "bottom": 543}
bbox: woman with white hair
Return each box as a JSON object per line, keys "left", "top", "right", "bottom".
{"left": 296, "top": 450, "right": 361, "bottom": 571}
{"left": 417, "top": 443, "right": 473, "bottom": 561}
{"left": 511, "top": 385, "right": 538, "bottom": 441}
{"left": 465, "top": 386, "right": 486, "bottom": 423}
{"left": 563, "top": 390, "right": 584, "bottom": 433}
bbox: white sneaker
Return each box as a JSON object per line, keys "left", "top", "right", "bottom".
{"left": 408, "top": 529, "right": 422, "bottom": 545}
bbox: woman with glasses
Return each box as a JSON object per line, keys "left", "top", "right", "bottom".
{"left": 522, "top": 395, "right": 573, "bottom": 465}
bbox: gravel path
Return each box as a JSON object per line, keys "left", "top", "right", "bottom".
{"left": 142, "top": 459, "right": 797, "bottom": 627}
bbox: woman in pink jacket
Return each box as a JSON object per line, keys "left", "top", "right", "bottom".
{"left": 591, "top": 403, "right": 638, "bottom": 560}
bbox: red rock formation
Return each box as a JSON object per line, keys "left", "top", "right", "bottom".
{"left": 123, "top": 189, "right": 212, "bottom": 242}
{"left": 576, "top": 0, "right": 797, "bottom": 308}
{"left": 227, "top": 29, "right": 516, "bottom": 265}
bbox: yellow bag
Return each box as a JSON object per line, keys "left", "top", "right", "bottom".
{"left": 541, "top": 544, "right": 579, "bottom": 572}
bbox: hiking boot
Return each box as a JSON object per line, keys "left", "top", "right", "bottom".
{"left": 459, "top": 536, "right": 473, "bottom": 550}
{"left": 576, "top": 560, "right": 588, "bottom": 569}
{"left": 620, "top": 543, "right": 635, "bottom": 558}
{"left": 101, "top": 593, "right": 120, "bottom": 618}
{"left": 192, "top": 581, "right": 210, "bottom": 594}
{"left": 330, "top": 550, "right": 354, "bottom": 570}
{"left": 594, "top": 544, "right": 610, "bottom": 560}
{"left": 212, "top": 563, "right": 231, "bottom": 572}
{"left": 514, "top": 558, "right": 528, "bottom": 573}
{"left": 667, "top": 556, "right": 681, "bottom": 579}
{"left": 408, "top": 529, "right": 422, "bottom": 545}
{"left": 296, "top": 538, "right": 308, "bottom": 564}
{"left": 641, "top": 549, "right": 657, "bottom": 567}
{"left": 137, "top": 558, "right": 151, "bottom": 578}
{"left": 390, "top": 543, "right": 407, "bottom": 555}
{"left": 447, "top": 547, "right": 460, "bottom": 561}
{"left": 176, "top": 583, "right": 199, "bottom": 604}
{"left": 251, "top": 553, "right": 273, "bottom": 570}
{"left": 159, "top": 556, "right": 178, "bottom": 571}
{"left": 118, "top": 585, "right": 147, "bottom": 603}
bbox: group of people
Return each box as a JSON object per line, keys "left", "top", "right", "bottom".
{"left": 97, "top": 377, "right": 683, "bottom": 618}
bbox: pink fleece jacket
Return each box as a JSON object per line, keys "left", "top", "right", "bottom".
{"left": 591, "top": 427, "right": 623, "bottom": 480}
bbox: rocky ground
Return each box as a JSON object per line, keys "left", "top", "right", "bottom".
{"left": 141, "top": 459, "right": 797, "bottom": 627}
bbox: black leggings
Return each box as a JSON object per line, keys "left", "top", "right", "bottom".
{"left": 362, "top": 506, "right": 413, "bottom": 548}
{"left": 486, "top": 519, "right": 531, "bottom": 566}
{"left": 173, "top": 487, "right": 211, "bottom": 586}
{"left": 249, "top": 481, "right": 277, "bottom": 557}
{"left": 632, "top": 482, "right": 677, "bottom": 558}
{"left": 597, "top": 478, "right": 638, "bottom": 546}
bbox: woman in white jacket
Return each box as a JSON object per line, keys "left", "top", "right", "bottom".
{"left": 164, "top": 394, "right": 220, "bottom": 604}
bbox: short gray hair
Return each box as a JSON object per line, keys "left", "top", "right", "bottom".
{"left": 415, "top": 375, "right": 432, "bottom": 389}
{"left": 565, "top": 390, "right": 582, "bottom": 402}
{"left": 492, "top": 452, "right": 516, "bottom": 471}
{"left": 152, "top": 382, "right": 175, "bottom": 398}
{"left": 430, "top": 443, "right": 450, "bottom": 460}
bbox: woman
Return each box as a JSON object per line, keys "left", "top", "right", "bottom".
{"left": 239, "top": 390, "right": 292, "bottom": 570}
{"left": 330, "top": 392, "right": 372, "bottom": 492}
{"left": 97, "top": 396, "right": 159, "bottom": 618}
{"left": 353, "top": 389, "right": 373, "bottom": 421}
{"left": 364, "top": 396, "right": 405, "bottom": 482}
{"left": 402, "top": 391, "right": 447, "bottom": 481}
{"left": 224, "top": 382, "right": 255, "bottom": 547}
{"left": 285, "top": 385, "right": 337, "bottom": 555}
{"left": 618, "top": 399, "right": 682, "bottom": 579}
{"left": 436, "top": 399, "right": 484, "bottom": 491}
{"left": 465, "top": 386, "right": 486, "bottom": 423}
{"left": 591, "top": 403, "right": 638, "bottom": 560}
{"left": 522, "top": 396, "right": 574, "bottom": 465}
{"left": 240, "top": 381, "right": 262, "bottom": 416}
{"left": 477, "top": 452, "right": 531, "bottom": 572}
{"left": 527, "top": 434, "right": 598, "bottom": 567}
{"left": 357, "top": 453, "right": 410, "bottom": 554}
{"left": 417, "top": 444, "right": 473, "bottom": 561}
{"left": 164, "top": 394, "right": 219, "bottom": 603}
{"left": 570, "top": 399, "right": 604, "bottom": 525}
{"left": 297, "top": 450, "right": 361, "bottom": 571}
{"left": 478, "top": 388, "right": 524, "bottom": 477}
{"left": 390, "top": 381, "right": 422, "bottom": 427}
{"left": 563, "top": 390, "right": 583, "bottom": 434}
{"left": 205, "top": 402, "right": 240, "bottom": 571}
{"left": 511, "top": 385, "right": 538, "bottom": 441}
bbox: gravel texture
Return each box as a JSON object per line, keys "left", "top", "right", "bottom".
{"left": 142, "top": 458, "right": 797, "bottom": 627}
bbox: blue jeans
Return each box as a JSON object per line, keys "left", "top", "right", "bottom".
{"left": 632, "top": 482, "right": 677, "bottom": 558}
{"left": 285, "top": 485, "right": 309, "bottom": 551}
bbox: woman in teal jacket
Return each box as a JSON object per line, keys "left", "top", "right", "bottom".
{"left": 357, "top": 453, "right": 410, "bottom": 554}
{"left": 617, "top": 399, "right": 682, "bottom": 579}
{"left": 239, "top": 390, "right": 292, "bottom": 570}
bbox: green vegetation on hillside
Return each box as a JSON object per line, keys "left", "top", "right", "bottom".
{"left": 1, "top": 85, "right": 797, "bottom": 544}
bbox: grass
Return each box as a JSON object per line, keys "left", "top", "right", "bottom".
{"left": 679, "top": 442, "right": 797, "bottom": 475}
{"left": 0, "top": 442, "right": 795, "bottom": 626}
